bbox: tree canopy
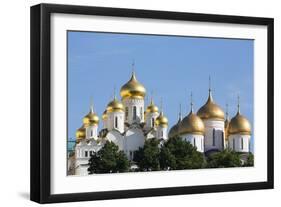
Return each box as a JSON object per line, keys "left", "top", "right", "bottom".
{"left": 206, "top": 149, "right": 242, "bottom": 168}
{"left": 160, "top": 136, "right": 205, "bottom": 170}
{"left": 88, "top": 141, "right": 129, "bottom": 174}
{"left": 133, "top": 138, "right": 161, "bottom": 171}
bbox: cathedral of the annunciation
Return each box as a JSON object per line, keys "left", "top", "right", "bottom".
{"left": 68, "top": 70, "right": 252, "bottom": 176}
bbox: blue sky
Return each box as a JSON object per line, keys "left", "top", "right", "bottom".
{"left": 67, "top": 31, "right": 254, "bottom": 149}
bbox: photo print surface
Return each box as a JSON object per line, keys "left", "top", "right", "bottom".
{"left": 67, "top": 31, "right": 254, "bottom": 176}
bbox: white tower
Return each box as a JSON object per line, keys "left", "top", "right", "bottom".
{"left": 145, "top": 96, "right": 159, "bottom": 130}
{"left": 197, "top": 78, "right": 225, "bottom": 152}
{"left": 120, "top": 67, "right": 146, "bottom": 125}
{"left": 228, "top": 96, "right": 251, "bottom": 153}
{"left": 106, "top": 95, "right": 125, "bottom": 133}
{"left": 178, "top": 94, "right": 205, "bottom": 152}
{"left": 155, "top": 100, "right": 168, "bottom": 140}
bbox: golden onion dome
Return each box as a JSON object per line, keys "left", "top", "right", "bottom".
{"left": 76, "top": 125, "right": 86, "bottom": 141}
{"left": 156, "top": 112, "right": 168, "bottom": 127}
{"left": 228, "top": 110, "right": 251, "bottom": 135}
{"left": 102, "top": 110, "right": 108, "bottom": 120}
{"left": 168, "top": 117, "right": 182, "bottom": 138}
{"left": 197, "top": 91, "right": 225, "bottom": 121}
{"left": 179, "top": 110, "right": 205, "bottom": 135}
{"left": 84, "top": 107, "right": 99, "bottom": 126}
{"left": 106, "top": 97, "right": 124, "bottom": 113}
{"left": 146, "top": 99, "right": 159, "bottom": 114}
{"left": 120, "top": 72, "right": 146, "bottom": 100}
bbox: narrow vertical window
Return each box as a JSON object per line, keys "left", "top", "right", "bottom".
{"left": 133, "top": 106, "right": 137, "bottom": 120}
{"left": 233, "top": 139, "right": 235, "bottom": 150}
{"left": 90, "top": 130, "right": 93, "bottom": 137}
{"left": 140, "top": 107, "right": 143, "bottom": 120}
{"left": 201, "top": 139, "right": 203, "bottom": 150}
{"left": 115, "top": 116, "right": 118, "bottom": 128}
{"left": 85, "top": 151, "right": 88, "bottom": 157}
{"left": 161, "top": 131, "right": 163, "bottom": 137}
{"left": 241, "top": 138, "right": 244, "bottom": 149}
{"left": 125, "top": 107, "right": 129, "bottom": 120}
{"left": 212, "top": 129, "right": 216, "bottom": 146}
{"left": 152, "top": 118, "right": 155, "bottom": 127}
{"left": 193, "top": 138, "right": 196, "bottom": 146}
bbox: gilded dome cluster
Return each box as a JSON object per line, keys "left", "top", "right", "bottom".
{"left": 169, "top": 89, "right": 251, "bottom": 139}
{"left": 120, "top": 72, "right": 146, "bottom": 100}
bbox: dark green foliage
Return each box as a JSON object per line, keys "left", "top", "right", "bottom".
{"left": 206, "top": 149, "right": 242, "bottom": 168}
{"left": 244, "top": 152, "right": 254, "bottom": 166}
{"left": 88, "top": 141, "right": 129, "bottom": 174}
{"left": 160, "top": 136, "right": 205, "bottom": 170}
{"left": 133, "top": 138, "right": 161, "bottom": 171}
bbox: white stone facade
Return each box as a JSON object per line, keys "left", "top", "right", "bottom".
{"left": 228, "top": 134, "right": 251, "bottom": 153}
{"left": 203, "top": 119, "right": 225, "bottom": 152}
{"left": 122, "top": 98, "right": 145, "bottom": 125}
{"left": 180, "top": 134, "right": 204, "bottom": 152}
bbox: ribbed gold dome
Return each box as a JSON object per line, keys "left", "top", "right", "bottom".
{"left": 197, "top": 91, "right": 225, "bottom": 121}
{"left": 228, "top": 111, "right": 251, "bottom": 135}
{"left": 168, "top": 117, "right": 181, "bottom": 138}
{"left": 120, "top": 72, "right": 146, "bottom": 100}
{"left": 106, "top": 97, "right": 124, "bottom": 113}
{"left": 156, "top": 112, "right": 168, "bottom": 127}
{"left": 102, "top": 110, "right": 108, "bottom": 120}
{"left": 76, "top": 125, "right": 86, "bottom": 141}
{"left": 179, "top": 111, "right": 205, "bottom": 135}
{"left": 146, "top": 99, "right": 159, "bottom": 113}
{"left": 84, "top": 108, "right": 99, "bottom": 126}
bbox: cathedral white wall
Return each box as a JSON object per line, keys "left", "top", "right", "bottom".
{"left": 107, "top": 111, "right": 125, "bottom": 133}
{"left": 156, "top": 126, "right": 168, "bottom": 140}
{"left": 180, "top": 134, "right": 204, "bottom": 152}
{"left": 122, "top": 98, "right": 144, "bottom": 125}
{"left": 85, "top": 125, "right": 98, "bottom": 139}
{"left": 124, "top": 128, "right": 145, "bottom": 160}
{"left": 228, "top": 134, "right": 251, "bottom": 153}
{"left": 203, "top": 119, "right": 225, "bottom": 152}
{"left": 106, "top": 130, "right": 125, "bottom": 151}
{"left": 145, "top": 112, "right": 159, "bottom": 130}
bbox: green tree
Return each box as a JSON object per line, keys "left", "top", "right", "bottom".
{"left": 244, "top": 152, "right": 254, "bottom": 167}
{"left": 160, "top": 136, "right": 205, "bottom": 170}
{"left": 206, "top": 149, "right": 242, "bottom": 168}
{"left": 88, "top": 141, "right": 129, "bottom": 174}
{"left": 133, "top": 138, "right": 161, "bottom": 171}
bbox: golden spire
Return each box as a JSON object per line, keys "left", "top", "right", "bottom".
{"left": 146, "top": 90, "right": 159, "bottom": 113}
{"left": 179, "top": 103, "right": 182, "bottom": 121}
{"left": 156, "top": 97, "right": 168, "bottom": 127}
{"left": 225, "top": 103, "right": 229, "bottom": 120}
{"left": 237, "top": 95, "right": 241, "bottom": 114}
{"left": 190, "top": 92, "right": 194, "bottom": 113}
{"left": 208, "top": 75, "right": 214, "bottom": 102}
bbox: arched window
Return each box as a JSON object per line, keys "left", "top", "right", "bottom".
{"left": 115, "top": 116, "right": 118, "bottom": 128}
{"left": 161, "top": 130, "right": 163, "bottom": 137}
{"left": 212, "top": 129, "right": 216, "bottom": 146}
{"left": 241, "top": 138, "right": 244, "bottom": 149}
{"left": 85, "top": 151, "right": 88, "bottom": 157}
{"left": 133, "top": 106, "right": 137, "bottom": 120}
{"left": 152, "top": 118, "right": 155, "bottom": 127}
{"left": 193, "top": 138, "right": 196, "bottom": 146}
{"left": 90, "top": 130, "right": 93, "bottom": 137}
{"left": 233, "top": 139, "right": 235, "bottom": 150}
{"left": 221, "top": 131, "right": 224, "bottom": 147}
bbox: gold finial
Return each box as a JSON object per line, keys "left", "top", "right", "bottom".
{"left": 113, "top": 86, "right": 116, "bottom": 100}
{"left": 160, "top": 97, "right": 163, "bottom": 114}
{"left": 225, "top": 103, "right": 229, "bottom": 119}
{"left": 208, "top": 76, "right": 214, "bottom": 102}
{"left": 150, "top": 90, "right": 154, "bottom": 104}
{"left": 179, "top": 103, "right": 182, "bottom": 120}
{"left": 190, "top": 92, "right": 194, "bottom": 113}
{"left": 90, "top": 97, "right": 94, "bottom": 113}
{"left": 237, "top": 95, "right": 240, "bottom": 114}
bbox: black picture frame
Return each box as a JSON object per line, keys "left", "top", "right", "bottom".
{"left": 30, "top": 3, "right": 274, "bottom": 204}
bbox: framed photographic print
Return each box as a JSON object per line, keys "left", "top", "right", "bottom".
{"left": 30, "top": 3, "right": 274, "bottom": 203}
